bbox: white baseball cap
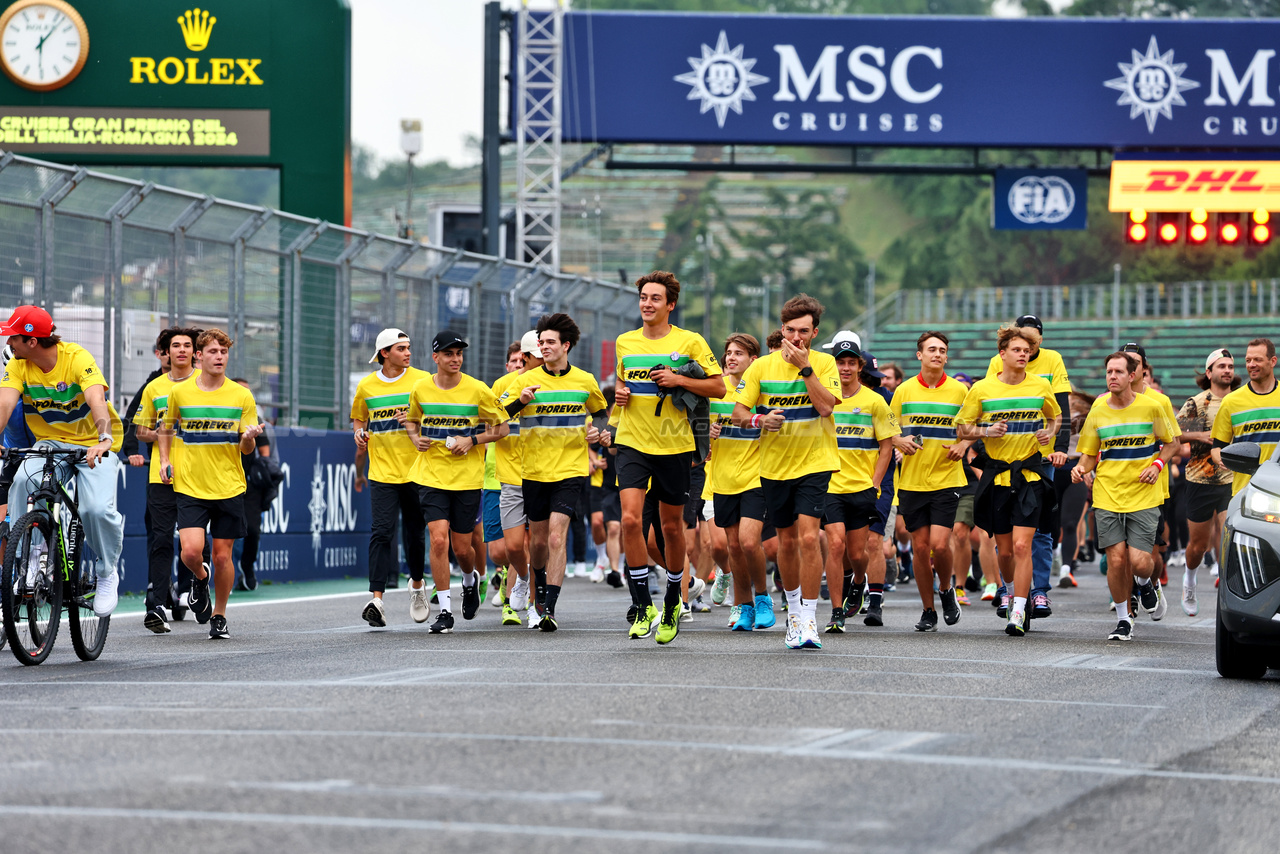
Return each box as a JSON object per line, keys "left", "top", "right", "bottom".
{"left": 369, "top": 328, "right": 409, "bottom": 364}
{"left": 520, "top": 330, "right": 540, "bottom": 355}
{"left": 821, "top": 329, "right": 862, "bottom": 350}
{"left": 1205, "top": 347, "right": 1233, "bottom": 372}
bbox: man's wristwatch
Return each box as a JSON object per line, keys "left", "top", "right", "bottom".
{"left": 98, "top": 433, "right": 112, "bottom": 444}
{"left": 799, "top": 366, "right": 813, "bottom": 378}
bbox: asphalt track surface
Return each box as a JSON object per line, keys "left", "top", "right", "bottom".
{"left": 2, "top": 563, "right": 1279, "bottom": 854}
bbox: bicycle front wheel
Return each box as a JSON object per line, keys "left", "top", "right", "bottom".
{"left": 68, "top": 533, "right": 110, "bottom": 661}
{"left": 1, "top": 511, "right": 61, "bottom": 665}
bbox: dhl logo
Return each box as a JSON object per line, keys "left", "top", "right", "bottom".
{"left": 1109, "top": 161, "right": 1280, "bottom": 213}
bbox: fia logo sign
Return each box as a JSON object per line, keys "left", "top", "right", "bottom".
{"left": 1008, "top": 175, "right": 1075, "bottom": 225}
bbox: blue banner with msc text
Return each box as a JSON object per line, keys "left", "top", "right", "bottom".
{"left": 558, "top": 12, "right": 1280, "bottom": 149}
{"left": 992, "top": 169, "right": 1088, "bottom": 231}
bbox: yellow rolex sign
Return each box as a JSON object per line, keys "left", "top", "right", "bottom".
{"left": 129, "top": 7, "right": 263, "bottom": 86}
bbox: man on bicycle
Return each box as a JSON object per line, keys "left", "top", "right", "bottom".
{"left": 0, "top": 306, "right": 123, "bottom": 617}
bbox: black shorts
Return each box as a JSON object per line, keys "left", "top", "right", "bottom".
{"left": 588, "top": 484, "right": 604, "bottom": 515}
{"left": 603, "top": 486, "right": 621, "bottom": 524}
{"left": 176, "top": 492, "right": 246, "bottom": 540}
{"left": 419, "top": 485, "right": 482, "bottom": 535}
{"left": 989, "top": 481, "right": 1046, "bottom": 536}
{"left": 714, "top": 488, "right": 766, "bottom": 529}
{"left": 761, "top": 472, "right": 831, "bottom": 529}
{"left": 825, "top": 488, "right": 879, "bottom": 531}
{"left": 523, "top": 477, "right": 586, "bottom": 523}
{"left": 1186, "top": 482, "right": 1232, "bottom": 524}
{"left": 616, "top": 446, "right": 692, "bottom": 506}
{"left": 899, "top": 487, "right": 960, "bottom": 532}
{"left": 684, "top": 499, "right": 703, "bottom": 529}
{"left": 685, "top": 462, "right": 706, "bottom": 528}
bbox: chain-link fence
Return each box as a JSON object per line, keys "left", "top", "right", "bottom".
{"left": 0, "top": 152, "right": 634, "bottom": 426}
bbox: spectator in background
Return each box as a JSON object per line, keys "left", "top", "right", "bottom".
{"left": 233, "top": 378, "right": 272, "bottom": 592}
{"left": 880, "top": 362, "right": 904, "bottom": 394}
{"left": 121, "top": 332, "right": 170, "bottom": 469}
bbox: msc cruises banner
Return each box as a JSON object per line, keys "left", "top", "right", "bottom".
{"left": 559, "top": 13, "right": 1280, "bottom": 149}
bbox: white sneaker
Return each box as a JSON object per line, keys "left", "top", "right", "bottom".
{"left": 408, "top": 581, "right": 430, "bottom": 623}
{"left": 93, "top": 571, "right": 119, "bottom": 617}
{"left": 526, "top": 607, "right": 539, "bottom": 629}
{"left": 800, "top": 618, "right": 822, "bottom": 649}
{"left": 784, "top": 613, "right": 804, "bottom": 649}
{"left": 362, "top": 597, "right": 387, "bottom": 628}
{"left": 680, "top": 602, "right": 692, "bottom": 622}
{"left": 574, "top": 561, "right": 588, "bottom": 579}
{"left": 1152, "top": 582, "right": 1168, "bottom": 621}
{"left": 589, "top": 566, "right": 604, "bottom": 584}
{"left": 688, "top": 575, "right": 706, "bottom": 602}
{"left": 510, "top": 578, "right": 530, "bottom": 611}
{"left": 1181, "top": 585, "right": 1198, "bottom": 617}
{"left": 711, "top": 568, "right": 731, "bottom": 605}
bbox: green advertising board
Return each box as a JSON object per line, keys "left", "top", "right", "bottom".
{"left": 0, "top": 0, "right": 351, "bottom": 224}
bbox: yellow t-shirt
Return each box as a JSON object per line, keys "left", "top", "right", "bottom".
{"left": 164, "top": 377, "right": 258, "bottom": 501}
{"left": 350, "top": 367, "right": 431, "bottom": 485}
{"left": 502, "top": 365, "right": 607, "bottom": 483}
{"left": 1092, "top": 387, "right": 1179, "bottom": 498}
{"left": 1078, "top": 394, "right": 1177, "bottom": 513}
{"left": 614, "top": 324, "right": 721, "bottom": 455}
{"left": 832, "top": 384, "right": 899, "bottom": 495}
{"left": 1212, "top": 380, "right": 1280, "bottom": 495}
{"left": 957, "top": 374, "right": 1060, "bottom": 487}
{"left": 137, "top": 369, "right": 201, "bottom": 484}
{"left": 407, "top": 373, "right": 505, "bottom": 491}
{"left": 890, "top": 374, "right": 969, "bottom": 492}
{"left": 709, "top": 376, "right": 761, "bottom": 496}
{"left": 734, "top": 350, "right": 840, "bottom": 481}
{"left": 2, "top": 341, "right": 109, "bottom": 447}
{"left": 491, "top": 370, "right": 524, "bottom": 486}
{"left": 985, "top": 346, "right": 1072, "bottom": 394}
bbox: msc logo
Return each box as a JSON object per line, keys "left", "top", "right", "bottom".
{"left": 130, "top": 7, "right": 263, "bottom": 86}
{"left": 674, "top": 31, "right": 770, "bottom": 129}
{"left": 1104, "top": 36, "right": 1199, "bottom": 132}
{"left": 1008, "top": 175, "right": 1075, "bottom": 225}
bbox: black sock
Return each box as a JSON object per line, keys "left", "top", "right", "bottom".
{"left": 664, "top": 568, "right": 684, "bottom": 611}
{"left": 533, "top": 566, "right": 547, "bottom": 606}
{"left": 869, "top": 583, "right": 884, "bottom": 610}
{"left": 544, "top": 584, "right": 561, "bottom": 615}
{"left": 628, "top": 565, "right": 652, "bottom": 607}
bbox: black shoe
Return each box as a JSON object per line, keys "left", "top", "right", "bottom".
{"left": 1108, "top": 620, "right": 1134, "bottom": 641}
{"left": 538, "top": 612, "right": 558, "bottom": 632}
{"left": 429, "top": 610, "right": 455, "bottom": 634}
{"left": 914, "top": 608, "right": 938, "bottom": 632}
{"left": 964, "top": 574, "right": 981, "bottom": 593}
{"left": 864, "top": 603, "right": 883, "bottom": 626}
{"left": 462, "top": 584, "right": 480, "bottom": 620}
{"left": 625, "top": 603, "right": 639, "bottom": 624}
{"left": 143, "top": 606, "right": 170, "bottom": 634}
{"left": 208, "top": 614, "right": 229, "bottom": 639}
{"left": 385, "top": 573, "right": 399, "bottom": 589}
{"left": 824, "top": 607, "right": 845, "bottom": 634}
{"left": 1138, "top": 582, "right": 1159, "bottom": 614}
{"left": 170, "top": 586, "right": 188, "bottom": 621}
{"left": 939, "top": 588, "right": 961, "bottom": 626}
{"left": 606, "top": 570, "right": 624, "bottom": 588}
{"left": 819, "top": 581, "right": 830, "bottom": 601}
{"left": 1031, "top": 593, "right": 1053, "bottom": 618}
{"left": 241, "top": 565, "right": 257, "bottom": 591}
{"left": 843, "top": 585, "right": 865, "bottom": 618}
{"left": 189, "top": 568, "right": 213, "bottom": 625}
{"left": 430, "top": 590, "right": 439, "bottom": 604}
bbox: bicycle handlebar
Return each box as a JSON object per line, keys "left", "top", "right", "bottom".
{"left": 0, "top": 447, "right": 108, "bottom": 463}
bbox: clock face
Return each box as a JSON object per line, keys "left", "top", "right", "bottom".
{"left": 0, "top": 0, "right": 89, "bottom": 92}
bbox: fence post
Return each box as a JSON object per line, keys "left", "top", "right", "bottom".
{"left": 105, "top": 185, "right": 144, "bottom": 406}
{"left": 1111, "top": 264, "right": 1121, "bottom": 350}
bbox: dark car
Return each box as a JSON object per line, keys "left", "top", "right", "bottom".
{"left": 1217, "top": 441, "right": 1280, "bottom": 679}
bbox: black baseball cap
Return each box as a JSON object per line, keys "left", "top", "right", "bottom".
{"left": 1122, "top": 341, "right": 1148, "bottom": 365}
{"left": 860, "top": 349, "right": 886, "bottom": 379}
{"left": 432, "top": 331, "right": 468, "bottom": 352}
{"left": 832, "top": 340, "right": 863, "bottom": 360}
{"left": 1015, "top": 314, "right": 1043, "bottom": 334}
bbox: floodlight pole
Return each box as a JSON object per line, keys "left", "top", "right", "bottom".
{"left": 482, "top": 1, "right": 504, "bottom": 257}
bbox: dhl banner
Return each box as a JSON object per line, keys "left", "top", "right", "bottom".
{"left": 1109, "top": 160, "right": 1280, "bottom": 212}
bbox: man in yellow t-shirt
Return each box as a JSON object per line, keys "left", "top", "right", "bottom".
{"left": 405, "top": 331, "right": 508, "bottom": 634}
{"left": 1212, "top": 337, "right": 1280, "bottom": 496}
{"left": 134, "top": 326, "right": 203, "bottom": 633}
{"left": 957, "top": 324, "right": 1061, "bottom": 637}
{"left": 604, "top": 271, "right": 724, "bottom": 645}
{"left": 890, "top": 330, "right": 971, "bottom": 633}
{"left": 1072, "top": 352, "right": 1178, "bottom": 643}
{"left": 158, "top": 328, "right": 262, "bottom": 640}
{"left": 351, "top": 328, "right": 432, "bottom": 629}
{"left": 0, "top": 305, "right": 124, "bottom": 618}
{"left": 732, "top": 294, "right": 841, "bottom": 651}
{"left": 492, "top": 331, "right": 543, "bottom": 627}
{"left": 500, "top": 314, "right": 608, "bottom": 631}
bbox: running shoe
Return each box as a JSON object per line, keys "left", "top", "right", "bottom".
{"left": 1108, "top": 620, "right": 1134, "bottom": 641}
{"left": 680, "top": 602, "right": 692, "bottom": 623}
{"left": 1058, "top": 571, "right": 1078, "bottom": 589}
{"left": 731, "top": 604, "right": 755, "bottom": 631}
{"left": 143, "top": 606, "right": 171, "bottom": 634}
{"left": 784, "top": 613, "right": 804, "bottom": 649}
{"left": 628, "top": 604, "right": 659, "bottom": 639}
{"left": 955, "top": 588, "right": 971, "bottom": 607}
{"left": 462, "top": 583, "right": 480, "bottom": 620}
{"left": 691, "top": 596, "right": 711, "bottom": 613}
{"left": 429, "top": 610, "right": 455, "bottom": 634}
{"left": 996, "top": 592, "right": 1009, "bottom": 619}
{"left": 1031, "top": 593, "right": 1052, "bottom": 618}
{"left": 526, "top": 607, "right": 539, "bottom": 629}
{"left": 820, "top": 581, "right": 829, "bottom": 601}
{"left": 491, "top": 568, "right": 506, "bottom": 606}
{"left": 689, "top": 576, "right": 706, "bottom": 602}
{"left": 189, "top": 566, "right": 213, "bottom": 625}
{"left": 409, "top": 582, "right": 430, "bottom": 624}
{"left": 589, "top": 566, "right": 605, "bottom": 584}
{"left": 940, "top": 589, "right": 961, "bottom": 626}
{"left": 606, "top": 570, "right": 624, "bottom": 588}
{"left": 843, "top": 585, "right": 864, "bottom": 618}
{"left": 501, "top": 604, "right": 522, "bottom": 626}
{"left": 1151, "top": 582, "right": 1168, "bottom": 621}
{"left": 538, "top": 613, "right": 558, "bottom": 632}
{"left": 626, "top": 604, "right": 639, "bottom": 624}
{"left": 824, "top": 606, "right": 845, "bottom": 634}
{"left": 800, "top": 618, "right": 822, "bottom": 649}
{"left": 477, "top": 573, "right": 489, "bottom": 605}
{"left": 656, "top": 602, "right": 680, "bottom": 644}
{"left": 208, "top": 614, "right": 230, "bottom": 640}
{"left": 362, "top": 597, "right": 387, "bottom": 628}
{"left": 1138, "top": 582, "right": 1159, "bottom": 615}
{"left": 981, "top": 582, "right": 997, "bottom": 602}
{"left": 754, "top": 594, "right": 777, "bottom": 629}
{"left": 711, "top": 568, "right": 731, "bottom": 605}
{"left": 510, "top": 578, "right": 530, "bottom": 611}
{"left": 1182, "top": 584, "right": 1198, "bottom": 617}
{"left": 914, "top": 608, "right": 938, "bottom": 632}
{"left": 1005, "top": 606, "right": 1027, "bottom": 637}
{"left": 863, "top": 603, "right": 883, "bottom": 626}
{"left": 171, "top": 588, "right": 189, "bottom": 621}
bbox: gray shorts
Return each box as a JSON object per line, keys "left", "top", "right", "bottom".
{"left": 955, "top": 493, "right": 975, "bottom": 528}
{"left": 499, "top": 482, "right": 526, "bottom": 531}
{"left": 881, "top": 502, "right": 898, "bottom": 539}
{"left": 1095, "top": 506, "right": 1160, "bottom": 554}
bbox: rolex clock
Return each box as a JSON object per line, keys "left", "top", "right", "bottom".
{"left": 0, "top": 0, "right": 89, "bottom": 92}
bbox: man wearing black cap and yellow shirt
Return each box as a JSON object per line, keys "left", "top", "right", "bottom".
{"left": 405, "top": 331, "right": 508, "bottom": 634}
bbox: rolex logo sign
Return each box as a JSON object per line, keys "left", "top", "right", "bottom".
{"left": 177, "top": 8, "right": 216, "bottom": 52}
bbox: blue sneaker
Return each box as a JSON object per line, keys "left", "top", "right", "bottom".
{"left": 731, "top": 603, "right": 756, "bottom": 631}
{"left": 754, "top": 594, "right": 776, "bottom": 629}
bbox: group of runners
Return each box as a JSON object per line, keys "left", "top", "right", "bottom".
{"left": 0, "top": 274, "right": 1274, "bottom": 648}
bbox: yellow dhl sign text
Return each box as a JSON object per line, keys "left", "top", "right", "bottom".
{"left": 1109, "top": 160, "right": 1280, "bottom": 212}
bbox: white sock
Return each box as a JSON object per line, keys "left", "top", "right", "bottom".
{"left": 784, "top": 587, "right": 802, "bottom": 615}
{"left": 1116, "top": 598, "right": 1131, "bottom": 621}
{"left": 1136, "top": 576, "right": 1153, "bottom": 588}
{"left": 463, "top": 571, "right": 477, "bottom": 588}
{"left": 1183, "top": 568, "right": 1197, "bottom": 590}
{"left": 801, "top": 597, "right": 818, "bottom": 622}
{"left": 438, "top": 589, "right": 452, "bottom": 612}
{"left": 1013, "top": 595, "right": 1028, "bottom": 614}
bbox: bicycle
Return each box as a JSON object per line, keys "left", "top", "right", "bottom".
{"left": 0, "top": 447, "right": 111, "bottom": 665}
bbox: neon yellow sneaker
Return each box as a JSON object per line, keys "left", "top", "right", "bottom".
{"left": 655, "top": 602, "right": 680, "bottom": 645}
{"left": 628, "top": 604, "right": 658, "bottom": 639}
{"left": 501, "top": 604, "right": 522, "bottom": 626}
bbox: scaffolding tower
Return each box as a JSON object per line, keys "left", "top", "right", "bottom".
{"left": 515, "top": 4, "right": 563, "bottom": 270}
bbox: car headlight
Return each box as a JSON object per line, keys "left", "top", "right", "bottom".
{"left": 1242, "top": 483, "right": 1280, "bottom": 524}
